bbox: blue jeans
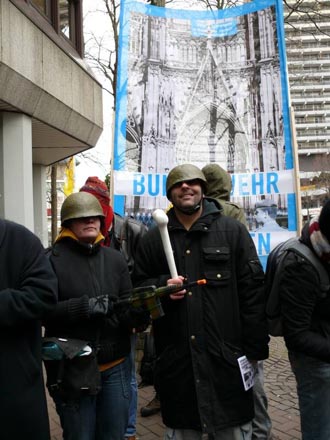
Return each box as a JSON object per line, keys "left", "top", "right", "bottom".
{"left": 289, "top": 351, "right": 330, "bottom": 440}
{"left": 54, "top": 356, "right": 131, "bottom": 440}
{"left": 125, "top": 334, "right": 138, "bottom": 437}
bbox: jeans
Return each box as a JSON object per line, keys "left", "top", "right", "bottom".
{"left": 125, "top": 334, "right": 138, "bottom": 437}
{"left": 54, "top": 356, "right": 131, "bottom": 440}
{"left": 252, "top": 362, "right": 272, "bottom": 439}
{"left": 289, "top": 351, "right": 330, "bottom": 440}
{"left": 164, "top": 422, "right": 252, "bottom": 440}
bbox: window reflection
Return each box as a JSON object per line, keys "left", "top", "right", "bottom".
{"left": 26, "top": 0, "right": 82, "bottom": 54}
{"left": 31, "top": 0, "right": 50, "bottom": 17}
{"left": 59, "top": 0, "right": 71, "bottom": 39}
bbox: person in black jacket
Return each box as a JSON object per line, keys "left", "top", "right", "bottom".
{"left": 44, "top": 192, "right": 148, "bottom": 440}
{"left": 133, "top": 164, "right": 269, "bottom": 440}
{"left": 0, "top": 218, "right": 58, "bottom": 440}
{"left": 280, "top": 199, "right": 330, "bottom": 440}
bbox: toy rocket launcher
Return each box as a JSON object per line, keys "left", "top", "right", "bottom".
{"left": 119, "top": 279, "right": 207, "bottom": 320}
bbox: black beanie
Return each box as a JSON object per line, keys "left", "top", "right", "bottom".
{"left": 319, "top": 199, "right": 330, "bottom": 241}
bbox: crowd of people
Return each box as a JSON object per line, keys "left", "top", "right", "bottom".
{"left": 1, "top": 163, "right": 330, "bottom": 440}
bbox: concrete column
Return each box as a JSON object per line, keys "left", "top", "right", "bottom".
{"left": 33, "top": 164, "right": 49, "bottom": 247}
{"left": 0, "top": 112, "right": 34, "bottom": 231}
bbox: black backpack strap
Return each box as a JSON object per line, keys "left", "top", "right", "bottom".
{"left": 109, "top": 214, "right": 124, "bottom": 251}
{"left": 120, "top": 217, "right": 148, "bottom": 275}
{"left": 266, "top": 248, "right": 288, "bottom": 320}
{"left": 287, "top": 240, "right": 330, "bottom": 295}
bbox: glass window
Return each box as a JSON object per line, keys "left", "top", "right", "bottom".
{"left": 59, "top": 0, "right": 71, "bottom": 40}
{"left": 15, "top": 0, "right": 83, "bottom": 56}
{"left": 31, "top": 0, "right": 51, "bottom": 18}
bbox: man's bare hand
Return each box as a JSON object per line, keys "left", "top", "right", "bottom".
{"left": 167, "top": 275, "right": 186, "bottom": 300}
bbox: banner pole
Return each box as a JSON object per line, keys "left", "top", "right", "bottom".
{"left": 290, "top": 106, "right": 302, "bottom": 234}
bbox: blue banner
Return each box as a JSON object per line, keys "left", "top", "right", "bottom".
{"left": 114, "top": 0, "right": 297, "bottom": 266}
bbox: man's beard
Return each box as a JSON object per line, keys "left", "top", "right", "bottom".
{"left": 173, "top": 197, "right": 203, "bottom": 215}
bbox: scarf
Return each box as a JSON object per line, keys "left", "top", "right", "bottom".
{"left": 309, "top": 215, "right": 330, "bottom": 262}
{"left": 55, "top": 227, "right": 104, "bottom": 245}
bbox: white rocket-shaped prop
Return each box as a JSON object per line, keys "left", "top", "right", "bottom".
{"left": 152, "top": 209, "right": 178, "bottom": 278}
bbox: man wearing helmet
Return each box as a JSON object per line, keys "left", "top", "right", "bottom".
{"left": 43, "top": 192, "right": 149, "bottom": 440}
{"left": 133, "top": 164, "right": 269, "bottom": 440}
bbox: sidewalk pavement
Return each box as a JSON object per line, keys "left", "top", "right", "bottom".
{"left": 48, "top": 337, "right": 301, "bottom": 440}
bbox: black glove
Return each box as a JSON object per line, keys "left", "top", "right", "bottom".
{"left": 88, "top": 295, "right": 116, "bottom": 318}
{"left": 115, "top": 304, "right": 150, "bottom": 330}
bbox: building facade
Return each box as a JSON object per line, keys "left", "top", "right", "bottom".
{"left": 0, "top": 0, "right": 103, "bottom": 245}
{"left": 285, "top": 0, "right": 330, "bottom": 217}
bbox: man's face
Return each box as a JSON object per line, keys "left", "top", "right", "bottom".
{"left": 170, "top": 179, "right": 203, "bottom": 212}
{"left": 69, "top": 216, "right": 101, "bottom": 243}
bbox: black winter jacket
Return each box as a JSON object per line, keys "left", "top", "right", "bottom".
{"left": 280, "top": 223, "right": 330, "bottom": 362}
{"left": 0, "top": 219, "right": 57, "bottom": 440}
{"left": 133, "top": 200, "right": 269, "bottom": 433}
{"left": 45, "top": 236, "right": 140, "bottom": 365}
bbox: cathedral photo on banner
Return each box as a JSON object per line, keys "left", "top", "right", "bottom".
{"left": 113, "top": 0, "right": 298, "bottom": 265}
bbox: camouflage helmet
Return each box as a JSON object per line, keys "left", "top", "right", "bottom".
{"left": 166, "top": 164, "right": 207, "bottom": 199}
{"left": 61, "top": 192, "right": 105, "bottom": 226}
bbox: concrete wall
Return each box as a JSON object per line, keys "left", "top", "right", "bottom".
{"left": 0, "top": 0, "right": 103, "bottom": 149}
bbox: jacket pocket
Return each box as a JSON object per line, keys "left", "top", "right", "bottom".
{"left": 203, "top": 247, "right": 231, "bottom": 285}
{"left": 220, "top": 341, "right": 243, "bottom": 366}
{"left": 203, "top": 246, "right": 230, "bottom": 262}
{"left": 210, "top": 342, "right": 246, "bottom": 399}
{"left": 248, "top": 259, "right": 264, "bottom": 280}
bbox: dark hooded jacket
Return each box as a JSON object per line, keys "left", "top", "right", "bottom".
{"left": 133, "top": 199, "right": 268, "bottom": 433}
{"left": 280, "top": 222, "right": 330, "bottom": 361}
{"left": 0, "top": 219, "right": 58, "bottom": 440}
{"left": 202, "top": 164, "right": 247, "bottom": 227}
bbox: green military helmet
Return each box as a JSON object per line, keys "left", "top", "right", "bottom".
{"left": 166, "top": 164, "right": 207, "bottom": 199}
{"left": 60, "top": 192, "right": 105, "bottom": 226}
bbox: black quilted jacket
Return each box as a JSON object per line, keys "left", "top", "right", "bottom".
{"left": 133, "top": 199, "right": 269, "bottom": 433}
{"left": 280, "top": 222, "right": 330, "bottom": 362}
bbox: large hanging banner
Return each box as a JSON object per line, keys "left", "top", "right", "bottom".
{"left": 114, "top": 0, "right": 298, "bottom": 268}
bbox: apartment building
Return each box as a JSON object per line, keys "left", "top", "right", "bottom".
{"left": 285, "top": 0, "right": 330, "bottom": 216}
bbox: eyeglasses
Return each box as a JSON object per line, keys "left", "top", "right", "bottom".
{"left": 172, "top": 179, "right": 201, "bottom": 189}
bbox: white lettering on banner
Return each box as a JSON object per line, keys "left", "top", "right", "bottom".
{"left": 113, "top": 169, "right": 295, "bottom": 197}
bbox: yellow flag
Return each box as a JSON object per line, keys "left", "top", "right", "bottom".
{"left": 63, "top": 157, "right": 75, "bottom": 196}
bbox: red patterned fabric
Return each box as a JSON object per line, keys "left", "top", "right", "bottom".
{"left": 80, "top": 177, "right": 114, "bottom": 246}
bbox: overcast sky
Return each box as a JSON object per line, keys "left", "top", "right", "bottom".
{"left": 75, "top": 0, "right": 209, "bottom": 190}
{"left": 74, "top": 0, "right": 113, "bottom": 190}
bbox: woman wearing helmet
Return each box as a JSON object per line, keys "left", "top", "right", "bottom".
{"left": 43, "top": 192, "right": 148, "bottom": 440}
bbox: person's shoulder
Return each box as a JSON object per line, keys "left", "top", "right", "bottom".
{"left": 214, "top": 213, "right": 250, "bottom": 239}
{"left": 214, "top": 211, "right": 242, "bottom": 228}
{"left": 222, "top": 201, "right": 244, "bottom": 216}
{"left": 0, "top": 219, "right": 44, "bottom": 258}
{"left": 135, "top": 223, "right": 160, "bottom": 248}
{"left": 141, "top": 222, "right": 158, "bottom": 234}
{"left": 102, "top": 244, "right": 123, "bottom": 257}
{"left": 224, "top": 200, "right": 243, "bottom": 210}
{"left": 0, "top": 218, "right": 39, "bottom": 241}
